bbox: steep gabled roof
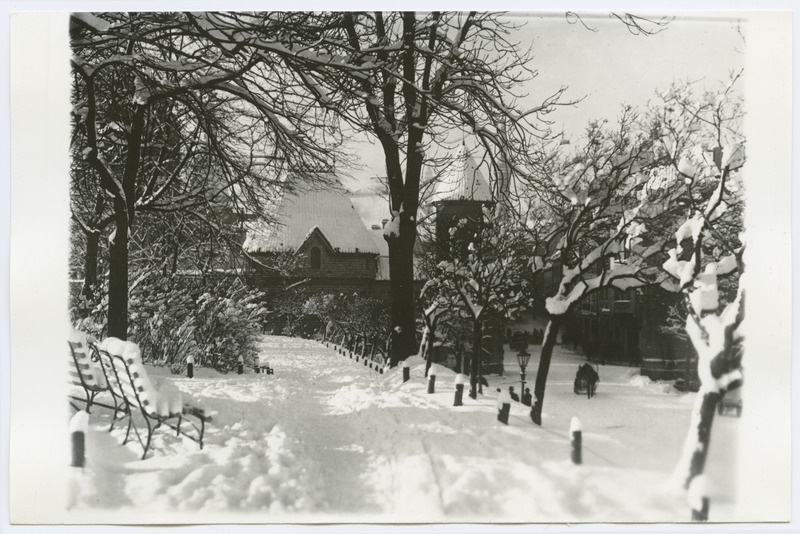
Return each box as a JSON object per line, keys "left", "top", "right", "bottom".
{"left": 244, "top": 186, "right": 380, "bottom": 255}
{"left": 431, "top": 144, "right": 493, "bottom": 203}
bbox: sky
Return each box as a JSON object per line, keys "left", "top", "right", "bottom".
{"left": 341, "top": 12, "right": 745, "bottom": 192}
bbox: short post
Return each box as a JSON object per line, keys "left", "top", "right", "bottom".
{"left": 689, "top": 475, "right": 709, "bottom": 522}
{"left": 496, "top": 388, "right": 511, "bottom": 425}
{"left": 237, "top": 355, "right": 244, "bottom": 375}
{"left": 70, "top": 410, "right": 89, "bottom": 468}
{"left": 427, "top": 365, "right": 437, "bottom": 394}
{"left": 402, "top": 359, "right": 410, "bottom": 383}
{"left": 570, "top": 416, "right": 582, "bottom": 465}
{"left": 363, "top": 357, "right": 367, "bottom": 366}
{"left": 187, "top": 355, "right": 195, "bottom": 378}
{"left": 453, "top": 374, "right": 466, "bottom": 406}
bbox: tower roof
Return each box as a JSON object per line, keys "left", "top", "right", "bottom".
{"left": 431, "top": 144, "right": 493, "bottom": 203}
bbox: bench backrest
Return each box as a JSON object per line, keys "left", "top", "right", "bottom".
{"left": 99, "top": 337, "right": 182, "bottom": 418}
{"left": 68, "top": 330, "right": 107, "bottom": 391}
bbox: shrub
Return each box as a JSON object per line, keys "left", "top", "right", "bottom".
{"left": 70, "top": 271, "right": 268, "bottom": 373}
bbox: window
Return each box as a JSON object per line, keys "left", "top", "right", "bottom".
{"left": 309, "top": 247, "right": 321, "bottom": 269}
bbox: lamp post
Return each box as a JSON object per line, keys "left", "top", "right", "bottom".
{"left": 516, "top": 349, "right": 531, "bottom": 402}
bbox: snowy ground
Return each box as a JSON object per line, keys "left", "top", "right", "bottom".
{"left": 66, "top": 335, "right": 740, "bottom": 523}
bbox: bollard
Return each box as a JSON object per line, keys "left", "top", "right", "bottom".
{"left": 689, "top": 475, "right": 709, "bottom": 522}
{"left": 453, "top": 374, "right": 467, "bottom": 406}
{"left": 570, "top": 417, "right": 582, "bottom": 465}
{"left": 237, "top": 355, "right": 244, "bottom": 375}
{"left": 187, "top": 355, "right": 195, "bottom": 378}
{"left": 496, "top": 388, "right": 511, "bottom": 425}
{"left": 427, "top": 367, "right": 437, "bottom": 394}
{"left": 363, "top": 357, "right": 367, "bottom": 366}
{"left": 70, "top": 410, "right": 89, "bottom": 468}
{"left": 402, "top": 360, "right": 410, "bottom": 383}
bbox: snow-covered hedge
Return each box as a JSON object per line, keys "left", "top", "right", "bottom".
{"left": 71, "top": 273, "right": 268, "bottom": 373}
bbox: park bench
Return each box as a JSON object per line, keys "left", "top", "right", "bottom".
{"left": 97, "top": 337, "right": 212, "bottom": 460}
{"left": 68, "top": 330, "right": 121, "bottom": 416}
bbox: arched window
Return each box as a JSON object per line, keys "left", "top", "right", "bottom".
{"left": 309, "top": 247, "right": 321, "bottom": 269}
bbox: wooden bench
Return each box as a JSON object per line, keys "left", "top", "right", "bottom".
{"left": 68, "top": 330, "right": 122, "bottom": 417}
{"left": 98, "top": 337, "right": 212, "bottom": 460}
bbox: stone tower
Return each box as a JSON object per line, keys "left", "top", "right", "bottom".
{"left": 431, "top": 144, "right": 494, "bottom": 257}
{"left": 430, "top": 144, "right": 505, "bottom": 375}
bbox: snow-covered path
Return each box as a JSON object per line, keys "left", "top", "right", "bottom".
{"left": 67, "top": 335, "right": 739, "bottom": 523}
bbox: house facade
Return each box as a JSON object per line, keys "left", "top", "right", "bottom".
{"left": 243, "top": 185, "right": 391, "bottom": 298}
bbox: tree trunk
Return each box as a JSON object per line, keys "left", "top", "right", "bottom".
{"left": 530, "top": 315, "right": 563, "bottom": 425}
{"left": 106, "top": 105, "right": 145, "bottom": 341}
{"left": 387, "top": 213, "right": 418, "bottom": 366}
{"left": 107, "top": 204, "right": 129, "bottom": 340}
{"left": 81, "top": 230, "right": 100, "bottom": 300}
{"left": 425, "top": 324, "right": 435, "bottom": 377}
{"left": 469, "top": 318, "right": 483, "bottom": 399}
{"left": 683, "top": 390, "right": 722, "bottom": 488}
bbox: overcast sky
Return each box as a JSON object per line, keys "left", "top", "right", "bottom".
{"left": 342, "top": 12, "right": 745, "bottom": 192}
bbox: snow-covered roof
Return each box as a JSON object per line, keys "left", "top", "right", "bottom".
{"left": 350, "top": 189, "right": 390, "bottom": 230}
{"left": 431, "top": 144, "right": 493, "bottom": 203}
{"left": 244, "top": 186, "right": 380, "bottom": 255}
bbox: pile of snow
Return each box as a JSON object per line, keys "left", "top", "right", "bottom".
{"left": 626, "top": 373, "right": 677, "bottom": 394}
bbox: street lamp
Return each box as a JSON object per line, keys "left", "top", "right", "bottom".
{"left": 516, "top": 349, "right": 532, "bottom": 402}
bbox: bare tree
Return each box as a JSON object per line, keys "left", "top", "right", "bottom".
{"left": 241, "top": 11, "right": 569, "bottom": 364}
{"left": 650, "top": 77, "right": 745, "bottom": 503}
{"left": 517, "top": 106, "right": 683, "bottom": 425}
{"left": 424, "top": 205, "right": 532, "bottom": 398}
{"left": 70, "top": 12, "right": 342, "bottom": 338}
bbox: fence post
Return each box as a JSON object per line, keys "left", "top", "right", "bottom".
{"left": 496, "top": 388, "right": 511, "bottom": 425}
{"left": 187, "top": 355, "right": 195, "bottom": 378}
{"left": 689, "top": 475, "right": 709, "bottom": 521}
{"left": 453, "top": 374, "right": 466, "bottom": 406}
{"left": 570, "top": 417, "right": 582, "bottom": 465}
{"left": 70, "top": 410, "right": 89, "bottom": 467}
{"left": 402, "top": 359, "right": 410, "bottom": 383}
{"left": 427, "top": 365, "right": 437, "bottom": 394}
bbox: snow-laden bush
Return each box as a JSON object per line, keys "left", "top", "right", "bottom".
{"left": 303, "top": 292, "right": 390, "bottom": 346}
{"left": 192, "top": 281, "right": 267, "bottom": 371}
{"left": 127, "top": 277, "right": 201, "bottom": 373}
{"left": 70, "top": 272, "right": 267, "bottom": 373}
